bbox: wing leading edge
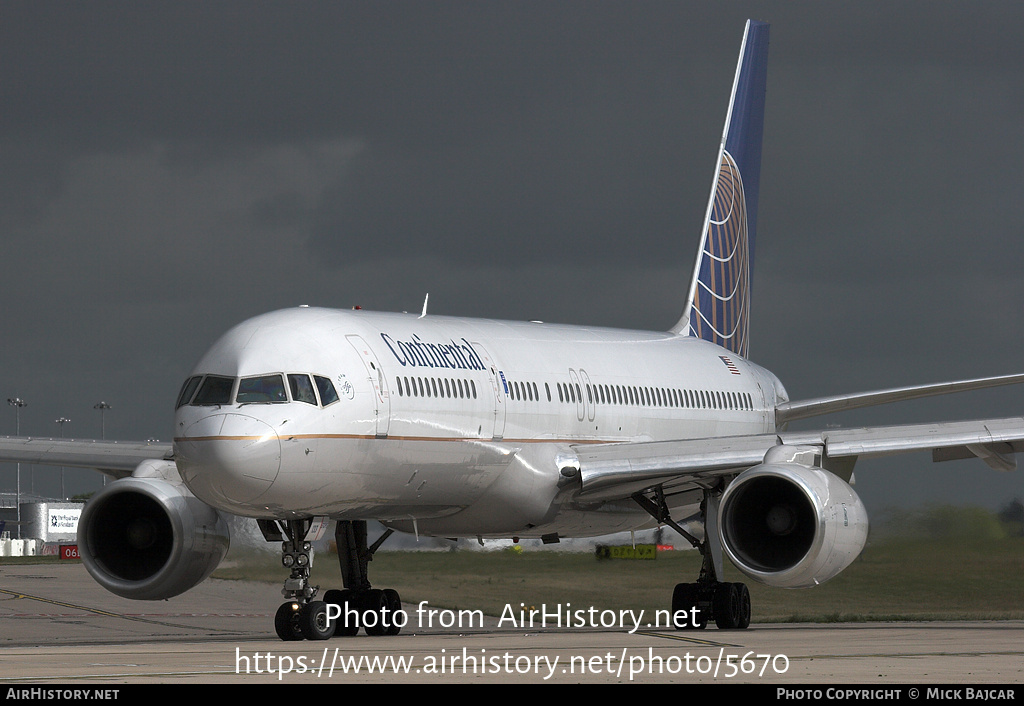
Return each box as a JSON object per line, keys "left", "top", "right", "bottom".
{"left": 775, "top": 372, "right": 1024, "bottom": 425}
{"left": 0, "top": 436, "right": 172, "bottom": 479}
{"left": 570, "top": 416, "right": 1024, "bottom": 503}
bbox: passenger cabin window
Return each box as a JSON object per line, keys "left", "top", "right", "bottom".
{"left": 314, "top": 375, "right": 340, "bottom": 406}
{"left": 288, "top": 374, "right": 318, "bottom": 405}
{"left": 237, "top": 374, "right": 287, "bottom": 403}
{"left": 192, "top": 375, "right": 234, "bottom": 405}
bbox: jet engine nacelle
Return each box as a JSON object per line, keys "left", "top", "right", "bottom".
{"left": 718, "top": 445, "right": 868, "bottom": 589}
{"left": 78, "top": 467, "right": 230, "bottom": 600}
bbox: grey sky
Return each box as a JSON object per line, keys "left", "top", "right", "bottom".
{"left": 2, "top": 1, "right": 1023, "bottom": 513}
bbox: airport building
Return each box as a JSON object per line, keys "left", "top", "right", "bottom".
{"left": 0, "top": 496, "right": 84, "bottom": 556}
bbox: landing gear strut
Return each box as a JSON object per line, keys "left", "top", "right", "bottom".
{"left": 633, "top": 487, "right": 751, "bottom": 630}
{"left": 263, "top": 518, "right": 336, "bottom": 641}
{"left": 323, "top": 520, "right": 403, "bottom": 637}
{"left": 261, "top": 518, "right": 404, "bottom": 640}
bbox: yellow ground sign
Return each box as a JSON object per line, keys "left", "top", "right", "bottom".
{"left": 594, "top": 544, "right": 657, "bottom": 560}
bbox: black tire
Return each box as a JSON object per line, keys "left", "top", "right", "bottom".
{"left": 671, "top": 583, "right": 706, "bottom": 630}
{"left": 382, "top": 588, "right": 403, "bottom": 636}
{"left": 300, "top": 601, "right": 335, "bottom": 640}
{"left": 736, "top": 583, "right": 751, "bottom": 629}
{"left": 361, "top": 589, "right": 388, "bottom": 637}
{"left": 275, "top": 601, "right": 305, "bottom": 641}
{"left": 324, "top": 589, "right": 359, "bottom": 637}
{"left": 713, "top": 582, "right": 741, "bottom": 629}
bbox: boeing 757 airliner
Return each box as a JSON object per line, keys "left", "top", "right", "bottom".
{"left": 3, "top": 20, "right": 1024, "bottom": 640}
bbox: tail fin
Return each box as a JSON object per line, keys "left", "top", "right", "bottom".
{"left": 672, "top": 20, "right": 769, "bottom": 360}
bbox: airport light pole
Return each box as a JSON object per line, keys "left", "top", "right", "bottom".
{"left": 93, "top": 401, "right": 110, "bottom": 439}
{"left": 56, "top": 417, "right": 70, "bottom": 500}
{"left": 94, "top": 401, "right": 110, "bottom": 487}
{"left": 8, "top": 398, "right": 26, "bottom": 539}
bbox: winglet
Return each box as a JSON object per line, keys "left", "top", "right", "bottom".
{"left": 672, "top": 20, "right": 769, "bottom": 361}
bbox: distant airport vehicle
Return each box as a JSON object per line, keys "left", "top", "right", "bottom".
{"left": 2, "top": 20, "right": 1022, "bottom": 640}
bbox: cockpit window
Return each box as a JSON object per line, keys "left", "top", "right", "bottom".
{"left": 192, "top": 375, "right": 235, "bottom": 405}
{"left": 176, "top": 376, "right": 202, "bottom": 409}
{"left": 288, "top": 374, "right": 318, "bottom": 406}
{"left": 314, "top": 375, "right": 339, "bottom": 406}
{"left": 237, "top": 374, "right": 288, "bottom": 403}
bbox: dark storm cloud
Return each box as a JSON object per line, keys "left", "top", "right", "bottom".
{"left": 1, "top": 1, "right": 1023, "bottom": 510}
{"left": 1, "top": 3, "right": 709, "bottom": 141}
{"left": 1, "top": 2, "right": 730, "bottom": 267}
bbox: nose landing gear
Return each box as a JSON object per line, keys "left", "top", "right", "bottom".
{"left": 261, "top": 519, "right": 333, "bottom": 641}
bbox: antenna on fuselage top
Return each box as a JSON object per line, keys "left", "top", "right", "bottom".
{"left": 419, "top": 293, "right": 429, "bottom": 319}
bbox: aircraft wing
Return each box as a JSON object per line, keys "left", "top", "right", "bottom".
{"left": 0, "top": 436, "right": 173, "bottom": 479}
{"left": 775, "top": 373, "right": 1024, "bottom": 424}
{"left": 571, "top": 416, "right": 1024, "bottom": 502}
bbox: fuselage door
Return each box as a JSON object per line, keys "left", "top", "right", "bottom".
{"left": 568, "top": 369, "right": 584, "bottom": 422}
{"left": 579, "top": 368, "right": 596, "bottom": 423}
{"left": 470, "top": 341, "right": 506, "bottom": 440}
{"left": 755, "top": 380, "right": 771, "bottom": 431}
{"left": 346, "top": 334, "right": 391, "bottom": 438}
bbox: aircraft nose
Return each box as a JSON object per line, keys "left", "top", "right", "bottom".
{"left": 175, "top": 413, "right": 282, "bottom": 507}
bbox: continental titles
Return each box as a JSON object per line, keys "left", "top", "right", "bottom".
{"left": 381, "top": 333, "right": 485, "bottom": 371}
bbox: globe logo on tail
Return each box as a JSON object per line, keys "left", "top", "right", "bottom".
{"left": 688, "top": 150, "right": 750, "bottom": 359}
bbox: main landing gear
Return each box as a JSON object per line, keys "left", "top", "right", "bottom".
{"left": 633, "top": 487, "right": 751, "bottom": 630}
{"left": 260, "top": 519, "right": 404, "bottom": 641}
{"left": 323, "top": 520, "right": 403, "bottom": 637}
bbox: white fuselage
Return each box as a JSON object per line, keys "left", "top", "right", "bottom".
{"left": 173, "top": 307, "right": 786, "bottom": 538}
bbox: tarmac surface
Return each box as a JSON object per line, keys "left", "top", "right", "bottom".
{"left": 1, "top": 562, "right": 1022, "bottom": 684}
